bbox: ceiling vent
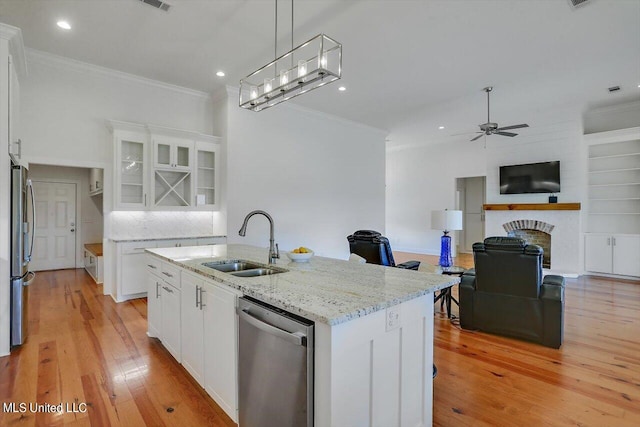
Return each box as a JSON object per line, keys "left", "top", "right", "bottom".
{"left": 608, "top": 86, "right": 621, "bottom": 93}
{"left": 568, "top": 0, "right": 590, "bottom": 7}
{"left": 139, "top": 0, "right": 171, "bottom": 12}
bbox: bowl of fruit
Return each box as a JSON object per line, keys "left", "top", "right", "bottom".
{"left": 286, "top": 246, "right": 314, "bottom": 262}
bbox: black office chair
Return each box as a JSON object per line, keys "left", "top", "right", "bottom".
{"left": 347, "top": 230, "right": 420, "bottom": 270}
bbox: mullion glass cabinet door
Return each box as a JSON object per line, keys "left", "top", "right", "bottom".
{"left": 120, "top": 139, "right": 146, "bottom": 206}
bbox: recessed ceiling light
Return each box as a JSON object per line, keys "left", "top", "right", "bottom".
{"left": 216, "top": 71, "right": 225, "bottom": 77}
{"left": 438, "top": 126, "right": 445, "bottom": 130}
{"left": 57, "top": 20, "right": 71, "bottom": 30}
{"left": 338, "top": 86, "right": 346, "bottom": 91}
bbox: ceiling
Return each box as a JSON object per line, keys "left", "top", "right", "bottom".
{"left": 1, "top": 0, "right": 639, "bottom": 135}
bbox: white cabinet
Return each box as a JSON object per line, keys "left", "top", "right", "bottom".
{"left": 161, "top": 280, "right": 181, "bottom": 361}
{"left": 585, "top": 233, "right": 640, "bottom": 277}
{"left": 203, "top": 282, "right": 239, "bottom": 421}
{"left": 89, "top": 168, "right": 104, "bottom": 196}
{"left": 153, "top": 135, "right": 193, "bottom": 171}
{"left": 181, "top": 271, "right": 205, "bottom": 386}
{"left": 147, "top": 266, "right": 162, "bottom": 339}
{"left": 109, "top": 120, "right": 221, "bottom": 211}
{"left": 2, "top": 25, "right": 26, "bottom": 166}
{"left": 116, "top": 241, "right": 157, "bottom": 301}
{"left": 194, "top": 141, "right": 220, "bottom": 209}
{"left": 112, "top": 124, "right": 149, "bottom": 210}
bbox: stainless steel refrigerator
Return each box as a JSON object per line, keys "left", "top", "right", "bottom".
{"left": 10, "top": 164, "right": 35, "bottom": 346}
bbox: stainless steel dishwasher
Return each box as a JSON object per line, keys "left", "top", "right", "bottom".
{"left": 237, "top": 296, "right": 314, "bottom": 427}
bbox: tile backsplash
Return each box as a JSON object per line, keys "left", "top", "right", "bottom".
{"left": 109, "top": 211, "right": 226, "bottom": 240}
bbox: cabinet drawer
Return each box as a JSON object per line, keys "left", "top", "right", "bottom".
{"left": 161, "top": 262, "right": 181, "bottom": 287}
{"left": 121, "top": 241, "right": 157, "bottom": 254}
{"left": 146, "top": 256, "right": 162, "bottom": 274}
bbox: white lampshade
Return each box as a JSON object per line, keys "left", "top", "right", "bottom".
{"left": 431, "top": 210, "right": 463, "bottom": 231}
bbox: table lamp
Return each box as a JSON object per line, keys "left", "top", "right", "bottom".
{"left": 431, "top": 209, "right": 463, "bottom": 268}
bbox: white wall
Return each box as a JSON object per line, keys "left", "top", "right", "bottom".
{"left": 584, "top": 101, "right": 640, "bottom": 134}
{"left": 221, "top": 88, "right": 387, "bottom": 259}
{"left": 386, "top": 106, "right": 588, "bottom": 264}
{"left": 28, "top": 164, "right": 104, "bottom": 267}
{"left": 386, "top": 139, "right": 486, "bottom": 255}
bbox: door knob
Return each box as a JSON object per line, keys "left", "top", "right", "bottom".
{"left": 70, "top": 229, "right": 75, "bottom": 232}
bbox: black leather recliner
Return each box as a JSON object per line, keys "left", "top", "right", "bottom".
{"left": 459, "top": 236, "right": 565, "bottom": 348}
{"left": 347, "top": 230, "right": 420, "bottom": 270}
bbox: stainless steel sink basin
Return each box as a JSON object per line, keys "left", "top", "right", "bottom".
{"left": 230, "top": 268, "right": 282, "bottom": 277}
{"left": 201, "top": 260, "right": 263, "bottom": 272}
{"left": 201, "top": 259, "right": 287, "bottom": 277}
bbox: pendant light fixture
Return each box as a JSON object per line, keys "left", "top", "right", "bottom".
{"left": 239, "top": 0, "right": 342, "bottom": 112}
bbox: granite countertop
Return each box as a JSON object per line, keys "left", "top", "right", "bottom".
{"left": 146, "top": 244, "right": 460, "bottom": 326}
{"left": 110, "top": 235, "right": 227, "bottom": 243}
{"left": 84, "top": 243, "right": 103, "bottom": 257}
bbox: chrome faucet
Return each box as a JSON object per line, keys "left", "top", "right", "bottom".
{"left": 238, "top": 210, "right": 280, "bottom": 264}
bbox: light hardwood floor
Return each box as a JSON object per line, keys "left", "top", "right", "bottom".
{"left": 1, "top": 261, "right": 639, "bottom": 427}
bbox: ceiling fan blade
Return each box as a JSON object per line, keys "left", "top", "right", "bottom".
{"left": 495, "top": 131, "right": 518, "bottom": 137}
{"left": 496, "top": 124, "right": 529, "bottom": 131}
{"left": 470, "top": 133, "right": 484, "bottom": 142}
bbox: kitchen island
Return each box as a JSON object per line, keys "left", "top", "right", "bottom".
{"left": 146, "top": 244, "right": 458, "bottom": 427}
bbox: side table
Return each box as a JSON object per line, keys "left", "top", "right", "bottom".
{"left": 434, "top": 266, "right": 466, "bottom": 318}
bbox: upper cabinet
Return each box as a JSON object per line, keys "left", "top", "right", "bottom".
{"left": 109, "top": 120, "right": 221, "bottom": 211}
{"left": 2, "top": 24, "right": 27, "bottom": 166}
{"left": 89, "top": 168, "right": 104, "bottom": 196}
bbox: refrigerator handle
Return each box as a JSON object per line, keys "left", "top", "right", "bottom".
{"left": 27, "top": 179, "right": 36, "bottom": 262}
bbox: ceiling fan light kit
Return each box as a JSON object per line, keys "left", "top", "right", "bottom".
{"left": 239, "top": 0, "right": 342, "bottom": 112}
{"left": 470, "top": 86, "right": 529, "bottom": 142}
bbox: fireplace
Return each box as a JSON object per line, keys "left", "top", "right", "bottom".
{"left": 484, "top": 205, "right": 581, "bottom": 275}
{"left": 503, "top": 220, "right": 553, "bottom": 268}
{"left": 502, "top": 219, "right": 553, "bottom": 268}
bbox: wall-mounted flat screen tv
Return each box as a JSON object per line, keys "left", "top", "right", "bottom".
{"left": 499, "top": 161, "right": 560, "bottom": 194}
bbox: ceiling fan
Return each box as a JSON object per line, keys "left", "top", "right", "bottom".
{"left": 469, "top": 86, "right": 529, "bottom": 142}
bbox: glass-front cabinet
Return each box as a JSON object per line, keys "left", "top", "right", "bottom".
{"left": 110, "top": 120, "right": 220, "bottom": 211}
{"left": 114, "top": 127, "right": 149, "bottom": 210}
{"left": 153, "top": 135, "right": 193, "bottom": 171}
{"left": 195, "top": 141, "right": 219, "bottom": 209}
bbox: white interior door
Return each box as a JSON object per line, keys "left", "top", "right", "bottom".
{"left": 31, "top": 181, "right": 77, "bottom": 271}
{"left": 463, "top": 176, "right": 486, "bottom": 253}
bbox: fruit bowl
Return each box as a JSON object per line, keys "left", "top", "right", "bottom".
{"left": 286, "top": 249, "right": 314, "bottom": 262}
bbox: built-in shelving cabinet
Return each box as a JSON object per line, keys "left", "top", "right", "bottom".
{"left": 108, "top": 120, "right": 220, "bottom": 211}
{"left": 584, "top": 127, "right": 640, "bottom": 277}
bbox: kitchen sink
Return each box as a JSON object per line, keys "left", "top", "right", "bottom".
{"left": 201, "top": 259, "right": 287, "bottom": 277}
{"left": 230, "top": 268, "right": 283, "bottom": 277}
{"left": 201, "top": 260, "right": 263, "bottom": 272}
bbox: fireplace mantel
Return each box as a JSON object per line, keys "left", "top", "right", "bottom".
{"left": 483, "top": 203, "right": 581, "bottom": 211}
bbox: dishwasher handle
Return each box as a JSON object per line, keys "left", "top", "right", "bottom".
{"left": 237, "top": 307, "right": 306, "bottom": 347}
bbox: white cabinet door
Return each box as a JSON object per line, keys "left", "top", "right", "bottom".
{"left": 613, "top": 235, "right": 640, "bottom": 277}
{"left": 585, "top": 234, "right": 613, "bottom": 274}
{"left": 194, "top": 141, "right": 220, "bottom": 209}
{"left": 181, "top": 272, "right": 204, "bottom": 386}
{"left": 115, "top": 131, "right": 148, "bottom": 210}
{"left": 121, "top": 253, "right": 150, "bottom": 295}
{"left": 203, "top": 283, "right": 239, "bottom": 422}
{"left": 153, "top": 136, "right": 193, "bottom": 171}
{"left": 161, "top": 282, "right": 181, "bottom": 361}
{"left": 147, "top": 273, "right": 162, "bottom": 338}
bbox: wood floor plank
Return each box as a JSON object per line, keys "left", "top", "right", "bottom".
{"left": 3, "top": 263, "right": 640, "bottom": 427}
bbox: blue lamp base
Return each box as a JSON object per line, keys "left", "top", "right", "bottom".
{"left": 438, "top": 232, "right": 453, "bottom": 268}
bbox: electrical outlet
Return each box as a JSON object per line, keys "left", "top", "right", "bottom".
{"left": 386, "top": 305, "right": 401, "bottom": 331}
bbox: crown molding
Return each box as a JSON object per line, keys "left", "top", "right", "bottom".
{"left": 106, "top": 119, "right": 219, "bottom": 142}
{"left": 220, "top": 85, "right": 388, "bottom": 137}
{"left": 26, "top": 48, "right": 211, "bottom": 100}
{"left": 0, "top": 23, "right": 27, "bottom": 78}
{"left": 585, "top": 99, "right": 640, "bottom": 116}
